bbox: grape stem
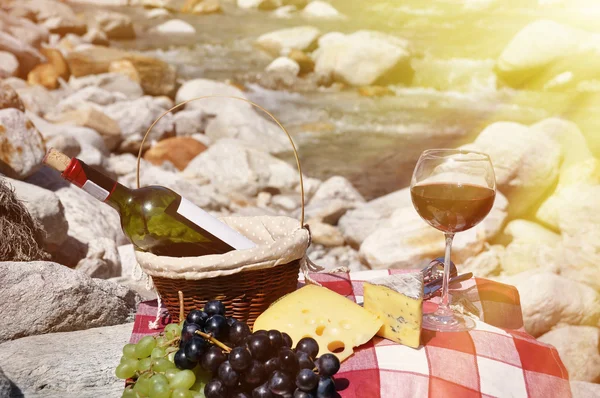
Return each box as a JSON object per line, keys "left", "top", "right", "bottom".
{"left": 178, "top": 290, "right": 184, "bottom": 322}
{"left": 159, "top": 336, "right": 180, "bottom": 348}
{"left": 195, "top": 330, "right": 232, "bottom": 353}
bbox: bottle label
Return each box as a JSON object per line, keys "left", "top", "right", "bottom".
{"left": 82, "top": 180, "right": 110, "bottom": 202}
{"left": 176, "top": 197, "right": 256, "bottom": 250}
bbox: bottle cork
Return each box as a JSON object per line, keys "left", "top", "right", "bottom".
{"left": 43, "top": 148, "right": 71, "bottom": 172}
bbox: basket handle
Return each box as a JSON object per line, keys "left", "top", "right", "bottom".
{"left": 136, "top": 95, "right": 305, "bottom": 227}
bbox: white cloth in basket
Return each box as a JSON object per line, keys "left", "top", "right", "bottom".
{"left": 134, "top": 215, "right": 310, "bottom": 280}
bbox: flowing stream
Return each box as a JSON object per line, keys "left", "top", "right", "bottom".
{"left": 74, "top": 0, "right": 600, "bottom": 198}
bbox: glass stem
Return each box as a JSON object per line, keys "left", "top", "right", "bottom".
{"left": 439, "top": 232, "right": 455, "bottom": 313}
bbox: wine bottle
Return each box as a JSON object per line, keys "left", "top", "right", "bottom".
{"left": 43, "top": 148, "right": 256, "bottom": 257}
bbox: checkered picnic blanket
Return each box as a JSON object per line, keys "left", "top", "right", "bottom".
{"left": 130, "top": 270, "right": 572, "bottom": 398}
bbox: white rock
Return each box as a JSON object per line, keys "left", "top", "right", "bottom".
{"left": 307, "top": 220, "right": 345, "bottom": 247}
{"left": 359, "top": 192, "right": 507, "bottom": 269}
{"left": 339, "top": 187, "right": 411, "bottom": 246}
{"left": 153, "top": 19, "right": 196, "bottom": 35}
{"left": 530, "top": 118, "right": 593, "bottom": 172}
{"left": 103, "top": 96, "right": 174, "bottom": 142}
{"left": 0, "top": 261, "right": 138, "bottom": 343}
{"left": 463, "top": 121, "right": 561, "bottom": 217}
{"left": 538, "top": 326, "right": 600, "bottom": 382}
{"left": 571, "top": 381, "right": 600, "bottom": 398}
{"left": 270, "top": 194, "right": 300, "bottom": 212}
{"left": 0, "top": 109, "right": 45, "bottom": 180}
{"left": 497, "top": 20, "right": 584, "bottom": 83}
{"left": 45, "top": 133, "right": 81, "bottom": 158}
{"left": 499, "top": 272, "right": 600, "bottom": 337}
{"left": 27, "top": 111, "right": 109, "bottom": 154}
{"left": 56, "top": 86, "right": 128, "bottom": 114}
{"left": 309, "top": 245, "right": 366, "bottom": 272}
{"left": 0, "top": 9, "right": 49, "bottom": 49}
{"left": 176, "top": 79, "right": 290, "bottom": 153}
{"left": 0, "top": 51, "right": 19, "bottom": 78}
{"left": 174, "top": 108, "right": 209, "bottom": 136}
{"left": 191, "top": 132, "right": 212, "bottom": 147}
{"left": 302, "top": 1, "right": 343, "bottom": 19}
{"left": 0, "top": 367, "right": 9, "bottom": 398}
{"left": 117, "top": 243, "right": 138, "bottom": 278}
{"left": 0, "top": 323, "right": 134, "bottom": 397}
{"left": 313, "top": 30, "right": 411, "bottom": 86}
{"left": 503, "top": 219, "right": 561, "bottom": 244}
{"left": 237, "top": 0, "right": 264, "bottom": 9}
{"left": 183, "top": 138, "right": 299, "bottom": 196}
{"left": 76, "top": 237, "right": 122, "bottom": 279}
{"left": 256, "top": 26, "right": 321, "bottom": 55}
{"left": 266, "top": 57, "right": 301, "bottom": 76}
{"left": 146, "top": 8, "right": 171, "bottom": 19}
{"left": 310, "top": 175, "right": 365, "bottom": 205}
{"left": 3, "top": 177, "right": 69, "bottom": 248}
{"left": 15, "top": 84, "right": 58, "bottom": 116}
{"left": 272, "top": 5, "right": 297, "bottom": 18}
{"left": 52, "top": 186, "right": 123, "bottom": 256}
{"left": 460, "top": 244, "right": 504, "bottom": 277}
{"left": 69, "top": 73, "right": 144, "bottom": 100}
{"left": 301, "top": 199, "right": 355, "bottom": 225}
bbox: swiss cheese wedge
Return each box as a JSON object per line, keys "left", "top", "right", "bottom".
{"left": 253, "top": 285, "right": 383, "bottom": 362}
{"left": 363, "top": 272, "right": 424, "bottom": 348}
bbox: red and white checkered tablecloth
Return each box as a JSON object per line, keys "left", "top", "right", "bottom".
{"left": 130, "top": 270, "right": 572, "bottom": 398}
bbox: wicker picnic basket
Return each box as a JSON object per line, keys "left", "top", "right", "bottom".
{"left": 133, "top": 95, "right": 313, "bottom": 327}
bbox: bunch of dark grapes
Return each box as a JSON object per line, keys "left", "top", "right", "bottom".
{"left": 176, "top": 300, "right": 341, "bottom": 398}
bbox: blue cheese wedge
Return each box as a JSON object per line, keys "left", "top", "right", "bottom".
{"left": 363, "top": 272, "right": 424, "bottom": 348}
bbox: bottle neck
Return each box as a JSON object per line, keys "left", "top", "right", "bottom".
{"left": 61, "top": 158, "right": 131, "bottom": 210}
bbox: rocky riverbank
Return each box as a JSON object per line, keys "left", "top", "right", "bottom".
{"left": 1, "top": 0, "right": 600, "bottom": 396}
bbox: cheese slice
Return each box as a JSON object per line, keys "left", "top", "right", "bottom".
{"left": 253, "top": 285, "right": 383, "bottom": 362}
{"left": 363, "top": 272, "right": 424, "bottom": 348}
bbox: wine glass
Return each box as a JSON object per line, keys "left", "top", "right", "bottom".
{"left": 410, "top": 149, "right": 496, "bottom": 332}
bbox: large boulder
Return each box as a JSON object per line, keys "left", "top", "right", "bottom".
{"left": 359, "top": 191, "right": 508, "bottom": 269}
{"left": 496, "top": 19, "right": 600, "bottom": 90}
{"left": 0, "top": 261, "right": 139, "bottom": 342}
{"left": 498, "top": 272, "right": 600, "bottom": 337}
{"left": 175, "top": 79, "right": 290, "bottom": 153}
{"left": 538, "top": 326, "right": 600, "bottom": 382}
{"left": 255, "top": 26, "right": 321, "bottom": 56}
{"left": 461, "top": 121, "right": 561, "bottom": 217}
{"left": 313, "top": 30, "right": 412, "bottom": 86}
{"left": 0, "top": 108, "right": 46, "bottom": 179}
{"left": 3, "top": 177, "right": 69, "bottom": 249}
{"left": 183, "top": 138, "right": 299, "bottom": 196}
{"left": 0, "top": 323, "right": 134, "bottom": 397}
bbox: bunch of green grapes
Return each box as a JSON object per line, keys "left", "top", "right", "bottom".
{"left": 116, "top": 323, "right": 210, "bottom": 398}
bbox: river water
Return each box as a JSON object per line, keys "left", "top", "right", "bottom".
{"left": 79, "top": 0, "right": 600, "bottom": 198}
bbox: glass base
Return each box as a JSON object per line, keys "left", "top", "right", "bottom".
{"left": 422, "top": 310, "right": 476, "bottom": 332}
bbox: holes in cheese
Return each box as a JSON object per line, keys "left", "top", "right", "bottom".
{"left": 363, "top": 272, "right": 424, "bottom": 349}
{"left": 253, "top": 285, "right": 383, "bottom": 362}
